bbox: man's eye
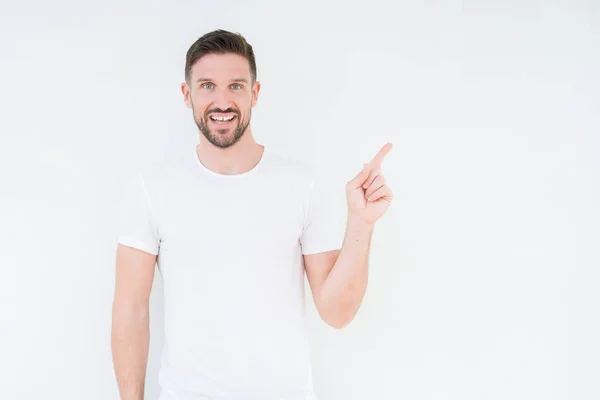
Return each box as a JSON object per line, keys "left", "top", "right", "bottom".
{"left": 231, "top": 84, "right": 242, "bottom": 90}
{"left": 201, "top": 83, "right": 214, "bottom": 89}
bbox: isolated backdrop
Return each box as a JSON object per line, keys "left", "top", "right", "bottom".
{"left": 1, "top": 1, "right": 598, "bottom": 399}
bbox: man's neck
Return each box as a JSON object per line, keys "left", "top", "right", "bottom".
{"left": 195, "top": 133, "right": 264, "bottom": 176}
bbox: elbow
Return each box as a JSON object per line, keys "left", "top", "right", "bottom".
{"left": 316, "top": 291, "right": 362, "bottom": 330}
{"left": 318, "top": 302, "right": 356, "bottom": 330}
{"left": 111, "top": 297, "right": 150, "bottom": 327}
{"left": 326, "top": 317, "right": 352, "bottom": 330}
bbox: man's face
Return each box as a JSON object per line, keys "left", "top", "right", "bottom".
{"left": 182, "top": 53, "right": 260, "bottom": 149}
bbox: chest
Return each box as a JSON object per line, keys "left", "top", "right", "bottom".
{"left": 157, "top": 181, "right": 306, "bottom": 262}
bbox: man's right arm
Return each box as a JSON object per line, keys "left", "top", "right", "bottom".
{"left": 111, "top": 244, "right": 157, "bottom": 400}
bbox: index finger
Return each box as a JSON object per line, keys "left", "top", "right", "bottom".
{"left": 369, "top": 142, "right": 393, "bottom": 168}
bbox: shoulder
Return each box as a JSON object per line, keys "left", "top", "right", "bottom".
{"left": 262, "top": 148, "right": 321, "bottom": 185}
{"left": 261, "top": 148, "right": 342, "bottom": 203}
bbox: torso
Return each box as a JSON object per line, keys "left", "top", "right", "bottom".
{"left": 143, "top": 147, "right": 319, "bottom": 399}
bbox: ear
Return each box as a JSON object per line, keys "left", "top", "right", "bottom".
{"left": 251, "top": 81, "right": 261, "bottom": 108}
{"left": 181, "top": 82, "right": 192, "bottom": 109}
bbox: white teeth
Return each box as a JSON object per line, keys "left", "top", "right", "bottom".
{"left": 211, "top": 115, "right": 234, "bottom": 121}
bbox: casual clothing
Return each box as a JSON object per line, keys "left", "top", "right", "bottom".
{"left": 117, "top": 146, "right": 343, "bottom": 400}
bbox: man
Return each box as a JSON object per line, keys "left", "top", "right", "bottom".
{"left": 111, "top": 29, "right": 393, "bottom": 400}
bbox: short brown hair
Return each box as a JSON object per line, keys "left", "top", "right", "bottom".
{"left": 184, "top": 29, "right": 257, "bottom": 84}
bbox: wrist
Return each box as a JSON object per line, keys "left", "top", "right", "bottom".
{"left": 347, "top": 214, "right": 375, "bottom": 233}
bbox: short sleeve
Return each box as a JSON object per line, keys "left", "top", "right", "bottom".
{"left": 300, "top": 175, "right": 344, "bottom": 255}
{"left": 116, "top": 172, "right": 161, "bottom": 255}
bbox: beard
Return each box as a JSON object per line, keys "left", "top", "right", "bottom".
{"left": 193, "top": 105, "right": 251, "bottom": 149}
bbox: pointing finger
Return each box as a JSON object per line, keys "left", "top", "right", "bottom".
{"left": 369, "top": 142, "right": 393, "bottom": 169}
{"left": 362, "top": 168, "right": 380, "bottom": 189}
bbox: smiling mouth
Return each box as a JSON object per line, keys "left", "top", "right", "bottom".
{"left": 209, "top": 114, "right": 237, "bottom": 125}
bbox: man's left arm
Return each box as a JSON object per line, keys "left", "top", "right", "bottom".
{"left": 305, "top": 143, "right": 394, "bottom": 329}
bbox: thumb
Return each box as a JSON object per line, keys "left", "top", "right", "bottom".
{"left": 348, "top": 163, "right": 370, "bottom": 189}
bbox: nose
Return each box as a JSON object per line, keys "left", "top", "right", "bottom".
{"left": 211, "top": 88, "right": 233, "bottom": 110}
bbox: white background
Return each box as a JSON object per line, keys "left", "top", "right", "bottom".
{"left": 1, "top": 1, "right": 599, "bottom": 399}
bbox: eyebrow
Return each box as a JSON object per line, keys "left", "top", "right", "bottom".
{"left": 196, "top": 78, "right": 249, "bottom": 84}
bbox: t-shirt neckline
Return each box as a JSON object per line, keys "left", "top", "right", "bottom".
{"left": 193, "top": 145, "right": 267, "bottom": 179}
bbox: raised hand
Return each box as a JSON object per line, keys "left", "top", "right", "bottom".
{"left": 346, "top": 143, "right": 394, "bottom": 224}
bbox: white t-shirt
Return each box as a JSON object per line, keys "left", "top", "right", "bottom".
{"left": 116, "top": 146, "right": 343, "bottom": 400}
